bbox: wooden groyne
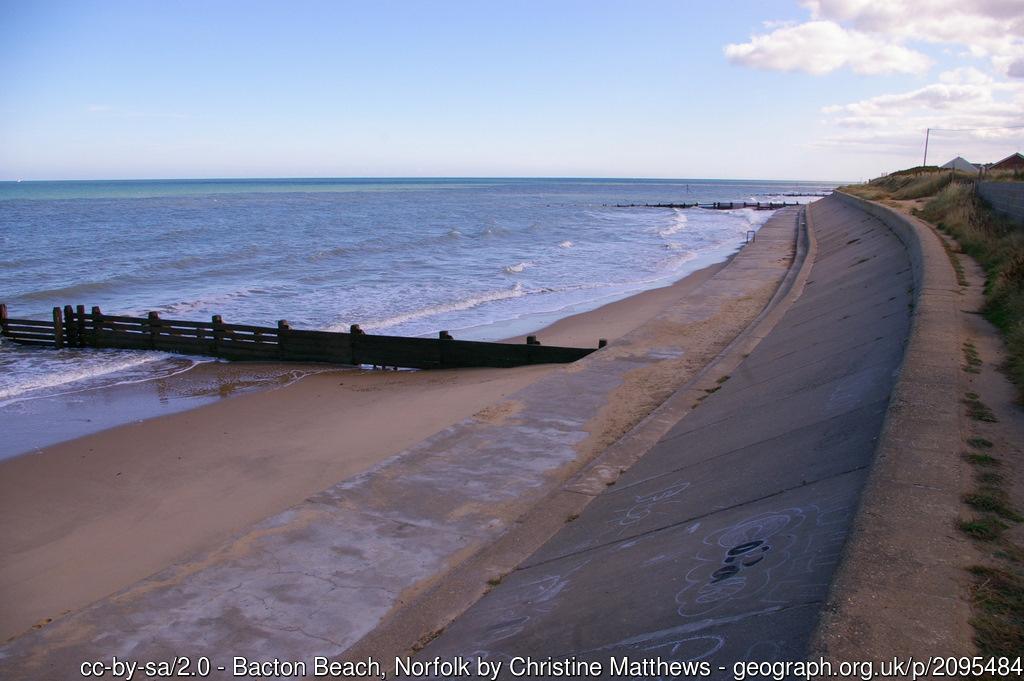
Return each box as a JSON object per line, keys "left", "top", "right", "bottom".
{"left": 611, "top": 200, "right": 815, "bottom": 209}
{"left": 0, "top": 304, "right": 600, "bottom": 370}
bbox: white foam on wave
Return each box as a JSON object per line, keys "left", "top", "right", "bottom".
{"left": 658, "top": 209, "right": 688, "bottom": 237}
{"left": 503, "top": 261, "right": 533, "bottom": 274}
{"left": 558, "top": 240, "right": 574, "bottom": 248}
{"left": 154, "top": 286, "right": 269, "bottom": 317}
{"left": 347, "top": 282, "right": 529, "bottom": 333}
{"left": 0, "top": 347, "right": 204, "bottom": 407}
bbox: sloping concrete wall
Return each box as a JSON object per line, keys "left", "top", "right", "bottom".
{"left": 977, "top": 181, "right": 1024, "bottom": 226}
{"left": 416, "top": 196, "right": 919, "bottom": 671}
{"left": 816, "top": 192, "right": 973, "bottom": 658}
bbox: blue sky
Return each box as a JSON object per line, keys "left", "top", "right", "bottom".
{"left": 1, "top": 1, "right": 1022, "bottom": 181}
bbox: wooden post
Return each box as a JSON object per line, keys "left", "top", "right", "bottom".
{"left": 91, "top": 306, "right": 103, "bottom": 347}
{"left": 526, "top": 335, "right": 540, "bottom": 345}
{"left": 147, "top": 311, "right": 160, "bottom": 349}
{"left": 598, "top": 339, "right": 608, "bottom": 348}
{"left": 349, "top": 324, "right": 365, "bottom": 366}
{"left": 212, "top": 315, "right": 224, "bottom": 357}
{"left": 52, "top": 307, "right": 64, "bottom": 348}
{"left": 76, "top": 305, "right": 86, "bottom": 347}
{"left": 63, "top": 305, "right": 76, "bottom": 347}
{"left": 439, "top": 330, "right": 453, "bottom": 340}
{"left": 277, "top": 320, "right": 290, "bottom": 359}
{"left": 0, "top": 303, "right": 7, "bottom": 336}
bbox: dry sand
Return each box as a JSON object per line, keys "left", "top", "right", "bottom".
{"left": 0, "top": 261, "right": 723, "bottom": 641}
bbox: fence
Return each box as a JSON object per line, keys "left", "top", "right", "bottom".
{"left": 0, "top": 304, "right": 599, "bottom": 370}
{"left": 977, "top": 181, "right": 1024, "bottom": 226}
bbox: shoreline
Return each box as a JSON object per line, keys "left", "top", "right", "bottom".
{"left": 0, "top": 250, "right": 734, "bottom": 460}
{"left": 0, "top": 258, "right": 726, "bottom": 641}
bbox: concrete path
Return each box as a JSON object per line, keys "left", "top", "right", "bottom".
{"left": 0, "top": 211, "right": 800, "bottom": 679}
{"left": 417, "top": 195, "right": 914, "bottom": 673}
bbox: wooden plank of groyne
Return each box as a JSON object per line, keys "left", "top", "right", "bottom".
{"left": 1, "top": 304, "right": 597, "bottom": 369}
{"left": 353, "top": 334, "right": 442, "bottom": 369}
{"left": 63, "top": 305, "right": 75, "bottom": 346}
{"left": 2, "top": 338, "right": 54, "bottom": 347}
{"left": 52, "top": 307, "right": 63, "bottom": 349}
{"left": 3, "top": 321, "right": 58, "bottom": 332}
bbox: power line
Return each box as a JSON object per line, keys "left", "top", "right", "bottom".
{"left": 922, "top": 123, "right": 1023, "bottom": 165}
{"left": 928, "top": 123, "right": 1024, "bottom": 132}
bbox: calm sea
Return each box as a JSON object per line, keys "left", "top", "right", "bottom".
{"left": 0, "top": 178, "right": 834, "bottom": 405}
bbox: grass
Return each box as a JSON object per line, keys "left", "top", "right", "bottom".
{"left": 968, "top": 565, "right": 1024, "bottom": 656}
{"left": 915, "top": 182, "right": 1024, "bottom": 402}
{"left": 977, "top": 471, "right": 1003, "bottom": 486}
{"left": 964, "top": 450, "right": 1000, "bottom": 466}
{"left": 844, "top": 172, "right": 1024, "bottom": 402}
{"left": 846, "top": 167, "right": 968, "bottom": 200}
{"left": 963, "top": 490, "right": 1023, "bottom": 522}
{"left": 968, "top": 436, "right": 994, "bottom": 449}
{"left": 963, "top": 451, "right": 1001, "bottom": 467}
{"left": 964, "top": 392, "right": 999, "bottom": 422}
{"left": 963, "top": 341, "right": 982, "bottom": 373}
{"left": 959, "top": 516, "right": 1008, "bottom": 541}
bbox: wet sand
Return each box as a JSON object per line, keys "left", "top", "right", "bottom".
{"left": 0, "top": 261, "right": 724, "bottom": 641}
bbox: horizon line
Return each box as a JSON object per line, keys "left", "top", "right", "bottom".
{"left": 0, "top": 174, "right": 851, "bottom": 184}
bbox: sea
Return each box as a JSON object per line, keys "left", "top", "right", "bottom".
{"left": 0, "top": 178, "right": 835, "bottom": 411}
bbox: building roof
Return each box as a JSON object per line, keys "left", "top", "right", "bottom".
{"left": 990, "top": 152, "right": 1024, "bottom": 170}
{"left": 940, "top": 156, "right": 979, "bottom": 172}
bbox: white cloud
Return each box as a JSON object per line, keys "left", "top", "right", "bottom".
{"left": 727, "top": 0, "right": 1024, "bottom": 77}
{"left": 724, "top": 20, "right": 932, "bottom": 75}
{"left": 804, "top": 0, "right": 1024, "bottom": 76}
{"left": 730, "top": 2, "right": 1024, "bottom": 163}
{"left": 817, "top": 69, "right": 1024, "bottom": 159}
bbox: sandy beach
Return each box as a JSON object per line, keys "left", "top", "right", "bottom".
{"left": 0, "top": 260, "right": 725, "bottom": 642}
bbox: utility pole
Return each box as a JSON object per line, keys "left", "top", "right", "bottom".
{"left": 922, "top": 128, "right": 931, "bottom": 167}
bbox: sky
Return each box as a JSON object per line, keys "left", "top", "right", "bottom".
{"left": 1, "top": 0, "right": 1022, "bottom": 182}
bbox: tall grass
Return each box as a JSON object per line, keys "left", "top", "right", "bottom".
{"left": 862, "top": 169, "right": 967, "bottom": 200}
{"left": 917, "top": 183, "right": 1024, "bottom": 399}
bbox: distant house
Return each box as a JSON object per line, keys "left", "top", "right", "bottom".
{"left": 989, "top": 152, "right": 1024, "bottom": 172}
{"left": 940, "top": 156, "right": 980, "bottom": 173}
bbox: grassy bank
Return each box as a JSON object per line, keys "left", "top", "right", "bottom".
{"left": 845, "top": 171, "right": 1024, "bottom": 401}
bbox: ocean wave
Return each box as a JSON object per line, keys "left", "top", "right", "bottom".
{"left": 0, "top": 348, "right": 195, "bottom": 405}
{"left": 503, "top": 261, "right": 534, "bottom": 274}
{"left": 658, "top": 210, "right": 688, "bottom": 237}
{"left": 558, "top": 240, "right": 574, "bottom": 248}
{"left": 307, "top": 245, "right": 348, "bottom": 263}
{"left": 354, "top": 283, "right": 528, "bottom": 332}
{"left": 16, "top": 276, "right": 139, "bottom": 303}
{"left": 153, "top": 287, "right": 271, "bottom": 317}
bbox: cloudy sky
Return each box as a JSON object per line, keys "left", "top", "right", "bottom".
{"left": 1, "top": 0, "right": 1022, "bottom": 181}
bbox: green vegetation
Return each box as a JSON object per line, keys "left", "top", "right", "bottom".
{"left": 917, "top": 183, "right": 1024, "bottom": 401}
{"left": 844, "top": 171, "right": 1024, "bottom": 400}
{"left": 964, "top": 392, "right": 999, "bottom": 422}
{"left": 963, "top": 451, "right": 1000, "bottom": 467}
{"left": 968, "top": 436, "right": 994, "bottom": 449}
{"left": 963, "top": 341, "right": 982, "bottom": 374}
{"left": 959, "top": 516, "right": 1009, "bottom": 541}
{"left": 964, "top": 490, "right": 1023, "bottom": 522}
{"left": 968, "top": 564, "right": 1024, "bottom": 656}
{"left": 846, "top": 166, "right": 969, "bottom": 200}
